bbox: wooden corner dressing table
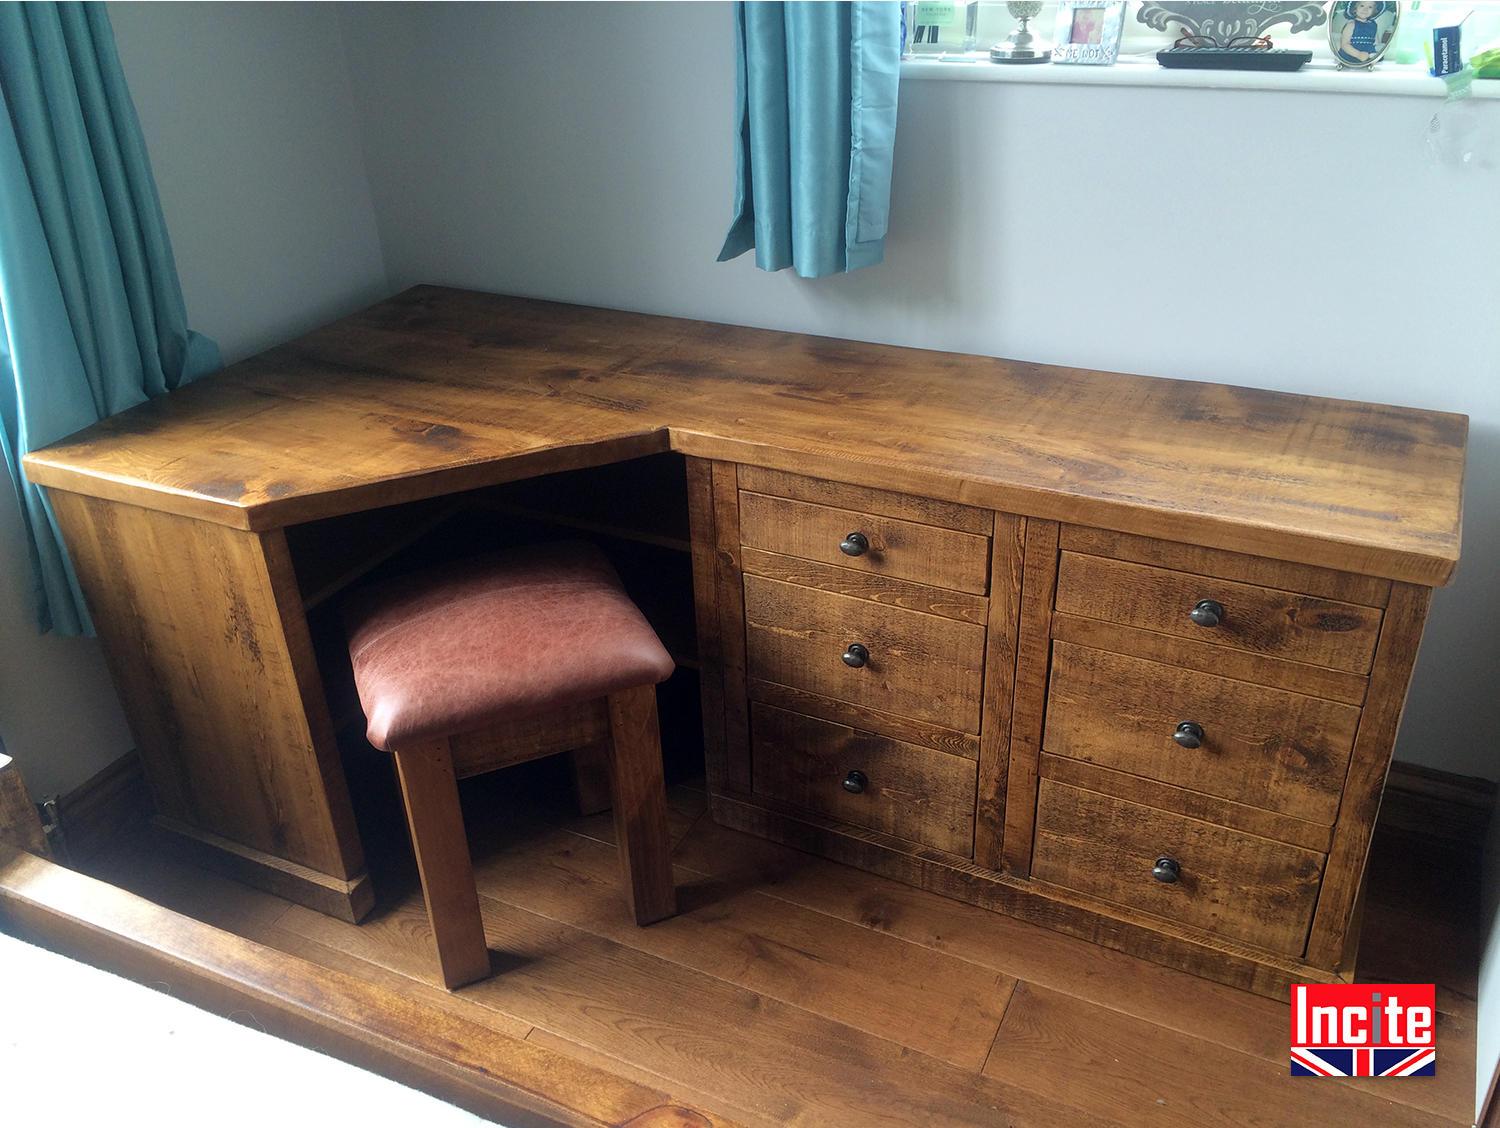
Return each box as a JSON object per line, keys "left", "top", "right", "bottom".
{"left": 22, "top": 286, "right": 1466, "bottom": 999}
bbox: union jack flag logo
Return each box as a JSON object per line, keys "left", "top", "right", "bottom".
{"left": 1290, "top": 983, "right": 1436, "bottom": 1078}
{"left": 1290, "top": 1047, "right": 1436, "bottom": 1077}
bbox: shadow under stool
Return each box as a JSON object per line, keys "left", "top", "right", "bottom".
{"left": 343, "top": 540, "right": 678, "bottom": 989}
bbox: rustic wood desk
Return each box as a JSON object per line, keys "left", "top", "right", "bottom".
{"left": 23, "top": 287, "right": 1466, "bottom": 998}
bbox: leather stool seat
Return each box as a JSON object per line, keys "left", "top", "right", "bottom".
{"left": 344, "top": 540, "right": 678, "bottom": 989}
{"left": 346, "top": 541, "right": 675, "bottom": 750}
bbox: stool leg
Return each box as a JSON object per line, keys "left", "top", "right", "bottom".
{"left": 390, "top": 736, "right": 491, "bottom": 989}
{"left": 568, "top": 738, "right": 614, "bottom": 816}
{"left": 605, "top": 684, "right": 676, "bottom": 925}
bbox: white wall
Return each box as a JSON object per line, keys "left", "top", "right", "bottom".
{"left": 340, "top": 1, "right": 1500, "bottom": 780}
{"left": 0, "top": 3, "right": 390, "bottom": 799}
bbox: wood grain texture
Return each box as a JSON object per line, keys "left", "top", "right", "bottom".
{"left": 1306, "top": 582, "right": 1434, "bottom": 969}
{"left": 468, "top": 826, "right": 1016, "bottom": 1073}
{"left": 1000, "top": 518, "right": 1059, "bottom": 876}
{"left": 392, "top": 735, "right": 492, "bottom": 988}
{"left": 24, "top": 287, "right": 1465, "bottom": 586}
{"left": 449, "top": 699, "right": 611, "bottom": 780}
{"left": 0, "top": 845, "right": 737, "bottom": 1128}
{"left": 79, "top": 786, "right": 1479, "bottom": 1126}
{"left": 711, "top": 462, "right": 752, "bottom": 795}
{"left": 685, "top": 456, "right": 729, "bottom": 794}
{"left": 739, "top": 547, "right": 988, "bottom": 624}
{"left": 1057, "top": 552, "right": 1385, "bottom": 674}
{"left": 147, "top": 815, "right": 374, "bottom": 925}
{"left": 974, "top": 513, "right": 1025, "bottom": 871}
{"left": 743, "top": 575, "right": 987, "bottom": 734}
{"left": 1050, "top": 611, "right": 1370, "bottom": 707}
{"left": 569, "top": 739, "right": 615, "bottom": 817}
{"left": 750, "top": 702, "right": 978, "bottom": 856}
{"left": 745, "top": 677, "right": 979, "bottom": 760}
{"left": 736, "top": 464, "right": 993, "bottom": 534}
{"left": 1059, "top": 524, "right": 1393, "bottom": 606}
{"left": 711, "top": 792, "right": 1336, "bottom": 1000}
{"left": 1044, "top": 641, "right": 1360, "bottom": 825}
{"left": 1031, "top": 780, "right": 1325, "bottom": 957}
{"left": 738, "top": 492, "right": 991, "bottom": 595}
{"left": 1039, "top": 753, "right": 1333, "bottom": 853}
{"left": 0, "top": 754, "right": 50, "bottom": 860}
{"left": 48, "top": 492, "right": 366, "bottom": 886}
{"left": 984, "top": 981, "right": 1459, "bottom": 1128}
{"left": 605, "top": 684, "right": 677, "bottom": 926}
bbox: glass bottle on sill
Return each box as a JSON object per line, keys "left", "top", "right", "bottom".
{"left": 903, "top": 0, "right": 981, "bottom": 56}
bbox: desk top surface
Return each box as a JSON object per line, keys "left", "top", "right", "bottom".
{"left": 23, "top": 286, "right": 1467, "bottom": 585}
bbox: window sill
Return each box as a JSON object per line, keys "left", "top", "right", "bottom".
{"left": 900, "top": 54, "right": 1499, "bottom": 98}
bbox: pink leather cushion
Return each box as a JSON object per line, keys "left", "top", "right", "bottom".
{"left": 343, "top": 541, "right": 674, "bottom": 751}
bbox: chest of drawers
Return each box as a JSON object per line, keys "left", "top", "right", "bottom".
{"left": 23, "top": 288, "right": 1464, "bottom": 999}
{"left": 691, "top": 462, "right": 1441, "bottom": 1000}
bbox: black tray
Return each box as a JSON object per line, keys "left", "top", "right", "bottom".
{"left": 1156, "top": 48, "right": 1312, "bottom": 71}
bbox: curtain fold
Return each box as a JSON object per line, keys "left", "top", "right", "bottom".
{"left": 0, "top": 1, "right": 220, "bottom": 636}
{"left": 718, "top": 1, "right": 901, "bottom": 279}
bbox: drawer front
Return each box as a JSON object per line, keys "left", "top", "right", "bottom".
{"left": 743, "top": 574, "right": 987, "bottom": 734}
{"left": 751, "top": 702, "right": 978, "bottom": 856}
{"left": 1055, "top": 552, "right": 1382, "bottom": 674}
{"left": 1032, "top": 780, "right": 1324, "bottom": 957}
{"left": 1043, "top": 642, "right": 1359, "bottom": 825}
{"left": 740, "top": 491, "right": 991, "bottom": 595}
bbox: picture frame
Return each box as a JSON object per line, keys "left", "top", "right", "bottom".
{"left": 1328, "top": 0, "right": 1400, "bottom": 69}
{"left": 1052, "top": 1, "right": 1127, "bottom": 65}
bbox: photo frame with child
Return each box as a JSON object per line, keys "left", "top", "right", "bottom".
{"left": 1053, "top": 1, "right": 1127, "bottom": 65}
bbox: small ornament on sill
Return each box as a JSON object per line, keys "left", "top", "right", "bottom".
{"left": 1051, "top": 1, "right": 1128, "bottom": 66}
{"left": 989, "top": 1, "right": 1052, "bottom": 64}
{"left": 1329, "top": 0, "right": 1401, "bottom": 69}
{"left": 1142, "top": 1, "right": 1325, "bottom": 71}
{"left": 902, "top": 0, "right": 979, "bottom": 57}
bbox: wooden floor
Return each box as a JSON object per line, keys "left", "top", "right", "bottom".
{"left": 80, "top": 754, "right": 1480, "bottom": 1128}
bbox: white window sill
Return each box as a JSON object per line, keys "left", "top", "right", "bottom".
{"left": 901, "top": 53, "right": 1499, "bottom": 98}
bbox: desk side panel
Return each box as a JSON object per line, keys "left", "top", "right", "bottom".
{"left": 50, "top": 491, "right": 365, "bottom": 886}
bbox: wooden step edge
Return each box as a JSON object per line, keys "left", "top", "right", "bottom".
{"left": 0, "top": 844, "right": 743, "bottom": 1128}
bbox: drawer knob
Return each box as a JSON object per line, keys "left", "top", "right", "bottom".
{"left": 840, "top": 531, "right": 870, "bottom": 557}
{"left": 1189, "top": 599, "right": 1225, "bottom": 628}
{"left": 1152, "top": 856, "right": 1181, "bottom": 884}
{"left": 842, "top": 643, "right": 870, "bottom": 668}
{"left": 1173, "top": 721, "right": 1205, "bottom": 749}
{"left": 842, "top": 769, "right": 868, "bottom": 794}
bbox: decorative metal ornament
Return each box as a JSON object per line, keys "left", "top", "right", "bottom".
{"left": 1136, "top": 2, "right": 1328, "bottom": 40}
{"left": 1327, "top": 0, "right": 1400, "bottom": 69}
{"left": 990, "top": 1, "right": 1053, "bottom": 64}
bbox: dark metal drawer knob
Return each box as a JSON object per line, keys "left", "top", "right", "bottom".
{"left": 1173, "top": 721, "right": 1205, "bottom": 749}
{"left": 840, "top": 531, "right": 870, "bottom": 557}
{"left": 1189, "top": 599, "right": 1224, "bottom": 628}
{"left": 1152, "top": 856, "right": 1181, "bottom": 884}
{"left": 842, "top": 769, "right": 868, "bottom": 794}
{"left": 842, "top": 643, "right": 870, "bottom": 668}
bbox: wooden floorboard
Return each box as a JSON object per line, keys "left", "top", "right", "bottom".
{"left": 62, "top": 766, "right": 1479, "bottom": 1128}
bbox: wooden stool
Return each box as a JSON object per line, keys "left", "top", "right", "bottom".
{"left": 344, "top": 541, "right": 678, "bottom": 989}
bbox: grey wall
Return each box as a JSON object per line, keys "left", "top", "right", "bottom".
{"left": 0, "top": 3, "right": 390, "bottom": 799}
{"left": 339, "top": 1, "right": 1500, "bottom": 780}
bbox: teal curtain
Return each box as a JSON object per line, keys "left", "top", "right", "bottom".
{"left": 718, "top": 1, "right": 901, "bottom": 278}
{"left": 0, "top": 1, "right": 220, "bottom": 636}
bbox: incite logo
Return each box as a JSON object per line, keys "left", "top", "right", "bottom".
{"left": 1290, "top": 983, "right": 1436, "bottom": 1077}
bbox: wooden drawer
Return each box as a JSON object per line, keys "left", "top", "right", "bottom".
{"left": 744, "top": 574, "right": 986, "bottom": 734}
{"left": 751, "top": 702, "right": 977, "bottom": 856}
{"left": 1054, "top": 552, "right": 1382, "bottom": 674}
{"left": 739, "top": 491, "right": 991, "bottom": 595}
{"left": 1043, "top": 642, "right": 1359, "bottom": 825}
{"left": 1031, "top": 780, "right": 1324, "bottom": 957}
